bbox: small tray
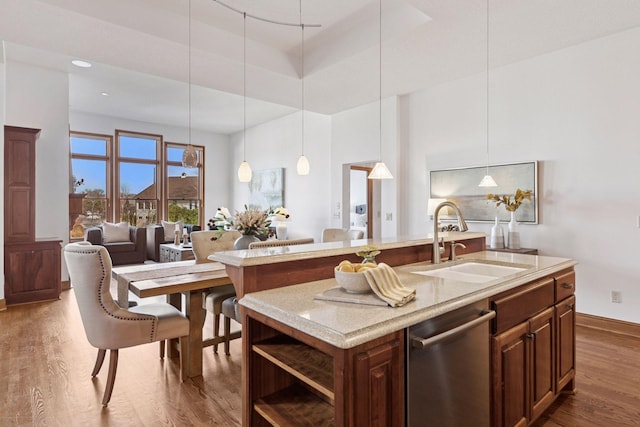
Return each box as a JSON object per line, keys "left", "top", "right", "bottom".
{"left": 314, "top": 287, "right": 387, "bottom": 307}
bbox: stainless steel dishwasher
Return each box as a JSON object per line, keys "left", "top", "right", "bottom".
{"left": 406, "top": 300, "right": 495, "bottom": 426}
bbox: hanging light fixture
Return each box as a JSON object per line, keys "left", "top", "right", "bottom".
{"left": 182, "top": 0, "right": 198, "bottom": 169}
{"left": 479, "top": 0, "right": 497, "bottom": 187}
{"left": 182, "top": 0, "right": 199, "bottom": 169}
{"left": 237, "top": 12, "right": 253, "bottom": 182}
{"left": 369, "top": 0, "right": 393, "bottom": 180}
{"left": 296, "top": 0, "right": 310, "bottom": 176}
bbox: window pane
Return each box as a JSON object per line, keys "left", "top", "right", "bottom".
{"left": 119, "top": 162, "right": 158, "bottom": 226}
{"left": 71, "top": 158, "right": 107, "bottom": 193}
{"left": 70, "top": 136, "right": 106, "bottom": 156}
{"left": 167, "top": 146, "right": 201, "bottom": 164}
{"left": 119, "top": 135, "right": 157, "bottom": 160}
{"left": 120, "top": 162, "right": 157, "bottom": 196}
{"left": 167, "top": 166, "right": 200, "bottom": 224}
{"left": 120, "top": 199, "right": 157, "bottom": 227}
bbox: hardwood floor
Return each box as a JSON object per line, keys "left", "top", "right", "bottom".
{"left": 1, "top": 290, "right": 639, "bottom": 426}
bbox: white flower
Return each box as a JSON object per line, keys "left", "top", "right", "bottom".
{"left": 273, "top": 207, "right": 290, "bottom": 222}
{"left": 215, "top": 207, "right": 231, "bottom": 221}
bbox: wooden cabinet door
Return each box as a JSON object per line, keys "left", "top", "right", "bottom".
{"left": 492, "top": 322, "right": 529, "bottom": 427}
{"left": 556, "top": 295, "right": 576, "bottom": 392}
{"left": 354, "top": 339, "right": 403, "bottom": 427}
{"left": 4, "top": 126, "right": 39, "bottom": 242}
{"left": 5, "top": 241, "right": 61, "bottom": 304}
{"left": 529, "top": 307, "right": 555, "bottom": 422}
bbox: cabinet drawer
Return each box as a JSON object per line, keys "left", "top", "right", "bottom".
{"left": 492, "top": 278, "right": 555, "bottom": 334}
{"left": 555, "top": 271, "right": 575, "bottom": 302}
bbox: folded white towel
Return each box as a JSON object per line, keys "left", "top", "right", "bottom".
{"left": 363, "top": 263, "right": 416, "bottom": 307}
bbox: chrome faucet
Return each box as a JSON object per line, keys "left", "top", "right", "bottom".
{"left": 432, "top": 201, "right": 468, "bottom": 264}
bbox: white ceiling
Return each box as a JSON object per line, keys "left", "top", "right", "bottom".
{"left": 2, "top": 0, "right": 640, "bottom": 134}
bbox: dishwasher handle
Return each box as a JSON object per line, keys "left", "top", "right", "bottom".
{"left": 411, "top": 310, "right": 496, "bottom": 350}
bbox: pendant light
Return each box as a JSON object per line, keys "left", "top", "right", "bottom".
{"left": 237, "top": 12, "right": 253, "bottom": 182}
{"left": 479, "top": 0, "right": 497, "bottom": 187}
{"left": 296, "top": 0, "right": 310, "bottom": 175}
{"left": 368, "top": 0, "right": 393, "bottom": 180}
{"left": 182, "top": 0, "right": 199, "bottom": 169}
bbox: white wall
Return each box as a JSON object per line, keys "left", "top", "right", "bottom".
{"left": 406, "top": 27, "right": 640, "bottom": 323}
{"left": 4, "top": 61, "right": 69, "bottom": 284}
{"left": 331, "top": 97, "right": 399, "bottom": 238}
{"left": 70, "top": 111, "right": 231, "bottom": 218}
{"left": 231, "top": 110, "right": 332, "bottom": 243}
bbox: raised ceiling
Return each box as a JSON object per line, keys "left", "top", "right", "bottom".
{"left": 2, "top": 0, "right": 640, "bottom": 134}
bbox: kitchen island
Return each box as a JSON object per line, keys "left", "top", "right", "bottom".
{"left": 211, "top": 233, "right": 576, "bottom": 426}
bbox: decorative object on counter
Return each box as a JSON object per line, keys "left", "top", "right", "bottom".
{"left": 490, "top": 216, "right": 505, "bottom": 249}
{"left": 229, "top": 205, "right": 271, "bottom": 250}
{"left": 174, "top": 228, "right": 181, "bottom": 245}
{"left": 334, "top": 260, "right": 377, "bottom": 294}
{"left": 486, "top": 188, "right": 532, "bottom": 250}
{"left": 355, "top": 245, "right": 381, "bottom": 264}
{"left": 182, "top": 227, "right": 190, "bottom": 247}
{"left": 362, "top": 263, "right": 416, "bottom": 307}
{"left": 439, "top": 224, "right": 460, "bottom": 232}
{"left": 272, "top": 207, "right": 290, "bottom": 240}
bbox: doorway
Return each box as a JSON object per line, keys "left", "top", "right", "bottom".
{"left": 349, "top": 166, "right": 373, "bottom": 238}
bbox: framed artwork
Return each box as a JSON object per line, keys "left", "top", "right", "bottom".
{"left": 248, "top": 168, "right": 284, "bottom": 211}
{"left": 429, "top": 161, "right": 538, "bottom": 223}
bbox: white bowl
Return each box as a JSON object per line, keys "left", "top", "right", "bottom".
{"left": 334, "top": 267, "right": 371, "bottom": 294}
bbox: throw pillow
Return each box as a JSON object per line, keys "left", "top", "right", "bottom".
{"left": 103, "top": 221, "right": 130, "bottom": 243}
{"left": 162, "top": 220, "right": 184, "bottom": 242}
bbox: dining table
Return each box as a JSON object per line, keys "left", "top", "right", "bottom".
{"left": 111, "top": 260, "right": 234, "bottom": 379}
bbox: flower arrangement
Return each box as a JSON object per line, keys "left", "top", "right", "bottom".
{"left": 486, "top": 188, "right": 532, "bottom": 212}
{"left": 208, "top": 207, "right": 232, "bottom": 230}
{"left": 230, "top": 205, "right": 271, "bottom": 236}
{"left": 273, "top": 207, "right": 291, "bottom": 222}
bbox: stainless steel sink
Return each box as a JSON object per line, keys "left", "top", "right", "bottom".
{"left": 412, "top": 260, "right": 531, "bottom": 283}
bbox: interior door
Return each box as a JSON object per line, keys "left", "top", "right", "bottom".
{"left": 349, "top": 166, "right": 372, "bottom": 238}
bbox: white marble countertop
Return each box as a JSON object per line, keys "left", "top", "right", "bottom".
{"left": 240, "top": 251, "right": 576, "bottom": 349}
{"left": 209, "top": 231, "right": 485, "bottom": 266}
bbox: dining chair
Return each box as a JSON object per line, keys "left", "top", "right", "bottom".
{"left": 63, "top": 241, "right": 189, "bottom": 406}
{"left": 191, "top": 230, "right": 240, "bottom": 354}
{"left": 247, "top": 237, "right": 314, "bottom": 248}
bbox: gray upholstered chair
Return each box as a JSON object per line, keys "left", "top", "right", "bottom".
{"left": 191, "top": 230, "right": 241, "bottom": 354}
{"left": 85, "top": 225, "right": 146, "bottom": 265}
{"left": 63, "top": 242, "right": 189, "bottom": 406}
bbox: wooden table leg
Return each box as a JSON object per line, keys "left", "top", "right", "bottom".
{"left": 184, "top": 289, "right": 203, "bottom": 378}
{"left": 167, "top": 293, "right": 183, "bottom": 359}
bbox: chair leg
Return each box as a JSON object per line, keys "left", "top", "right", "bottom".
{"left": 179, "top": 336, "right": 188, "bottom": 382}
{"left": 91, "top": 349, "right": 106, "bottom": 377}
{"left": 224, "top": 316, "right": 231, "bottom": 355}
{"left": 213, "top": 313, "right": 221, "bottom": 353}
{"left": 159, "top": 340, "right": 165, "bottom": 359}
{"left": 102, "top": 349, "right": 119, "bottom": 407}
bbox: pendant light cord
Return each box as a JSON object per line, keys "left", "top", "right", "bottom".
{"left": 188, "top": 0, "right": 192, "bottom": 146}
{"left": 243, "top": 12, "right": 247, "bottom": 162}
{"left": 379, "top": 0, "right": 383, "bottom": 161}
{"left": 485, "top": 0, "right": 490, "bottom": 175}
{"left": 300, "top": 0, "right": 305, "bottom": 156}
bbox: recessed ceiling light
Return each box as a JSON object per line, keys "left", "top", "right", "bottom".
{"left": 100, "top": 92, "right": 109, "bottom": 96}
{"left": 71, "top": 59, "right": 92, "bottom": 68}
